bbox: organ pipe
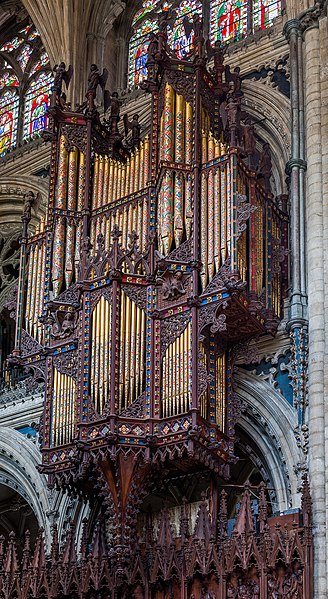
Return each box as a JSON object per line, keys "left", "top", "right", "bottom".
{"left": 162, "top": 322, "right": 191, "bottom": 417}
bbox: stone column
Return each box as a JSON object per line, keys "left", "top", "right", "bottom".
{"left": 303, "top": 14, "right": 326, "bottom": 599}
{"left": 318, "top": 11, "right": 328, "bottom": 589}
{"left": 284, "top": 19, "right": 307, "bottom": 324}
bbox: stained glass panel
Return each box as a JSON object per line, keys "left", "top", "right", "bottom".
{"left": 19, "top": 25, "right": 32, "bottom": 35}
{"left": 0, "top": 90, "right": 19, "bottom": 156}
{"left": 253, "top": 0, "right": 281, "bottom": 30}
{"left": 28, "top": 29, "right": 39, "bottom": 41}
{"left": 132, "top": 0, "right": 162, "bottom": 26}
{"left": 17, "top": 45, "right": 33, "bottom": 70}
{"left": 0, "top": 71, "right": 19, "bottom": 87}
{"left": 210, "top": 0, "right": 247, "bottom": 44}
{"left": 0, "top": 37, "right": 23, "bottom": 52}
{"left": 23, "top": 72, "right": 52, "bottom": 140}
{"left": 168, "top": 0, "right": 202, "bottom": 59}
{"left": 30, "top": 52, "right": 50, "bottom": 76}
{"left": 128, "top": 19, "right": 157, "bottom": 89}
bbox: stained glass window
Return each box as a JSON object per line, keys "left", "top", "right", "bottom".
{"left": 0, "top": 71, "right": 19, "bottom": 87}
{"left": 253, "top": 0, "right": 281, "bottom": 30}
{"left": 0, "top": 37, "right": 23, "bottom": 52}
{"left": 30, "top": 52, "right": 50, "bottom": 76}
{"left": 132, "top": 0, "right": 162, "bottom": 26}
{"left": 210, "top": 0, "right": 248, "bottom": 44}
{"left": 168, "top": 0, "right": 202, "bottom": 59}
{"left": 128, "top": 19, "right": 157, "bottom": 89}
{"left": 0, "top": 22, "right": 52, "bottom": 155}
{"left": 0, "top": 90, "right": 19, "bottom": 156}
{"left": 17, "top": 45, "right": 33, "bottom": 71}
{"left": 23, "top": 72, "right": 52, "bottom": 140}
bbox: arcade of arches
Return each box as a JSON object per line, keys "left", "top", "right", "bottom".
{"left": 0, "top": 0, "right": 327, "bottom": 597}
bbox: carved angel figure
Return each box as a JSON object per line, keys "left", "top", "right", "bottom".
{"left": 87, "top": 64, "right": 108, "bottom": 94}
{"left": 162, "top": 271, "right": 186, "bottom": 300}
{"left": 51, "top": 309, "right": 77, "bottom": 339}
{"left": 123, "top": 113, "right": 141, "bottom": 147}
{"left": 53, "top": 62, "right": 73, "bottom": 93}
{"left": 106, "top": 91, "right": 121, "bottom": 134}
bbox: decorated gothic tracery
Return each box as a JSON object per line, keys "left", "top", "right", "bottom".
{"left": 0, "top": 21, "right": 52, "bottom": 156}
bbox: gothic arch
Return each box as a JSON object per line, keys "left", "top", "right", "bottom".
{"left": 234, "top": 369, "right": 303, "bottom": 510}
{"left": 0, "top": 426, "right": 90, "bottom": 548}
{"left": 242, "top": 80, "right": 290, "bottom": 195}
{"left": 0, "top": 427, "right": 52, "bottom": 539}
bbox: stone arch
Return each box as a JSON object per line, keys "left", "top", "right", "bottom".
{"left": 0, "top": 427, "right": 52, "bottom": 537}
{"left": 242, "top": 80, "right": 291, "bottom": 196}
{"left": 234, "top": 369, "right": 303, "bottom": 511}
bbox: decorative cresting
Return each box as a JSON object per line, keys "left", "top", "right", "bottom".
{"left": 10, "top": 18, "right": 290, "bottom": 590}
{"left": 0, "top": 479, "right": 312, "bottom": 599}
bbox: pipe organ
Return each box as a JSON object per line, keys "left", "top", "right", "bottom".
{"left": 12, "top": 30, "right": 289, "bottom": 567}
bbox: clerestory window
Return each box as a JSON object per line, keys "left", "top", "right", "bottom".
{"left": 0, "top": 22, "right": 52, "bottom": 157}
{"left": 128, "top": 0, "right": 282, "bottom": 89}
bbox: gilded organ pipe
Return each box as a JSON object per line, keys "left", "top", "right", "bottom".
{"left": 162, "top": 323, "right": 191, "bottom": 417}
{"left": 65, "top": 147, "right": 78, "bottom": 288}
{"left": 51, "top": 368, "right": 76, "bottom": 446}
{"left": 52, "top": 135, "right": 68, "bottom": 296}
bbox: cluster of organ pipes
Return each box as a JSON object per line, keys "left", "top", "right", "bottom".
{"left": 162, "top": 322, "right": 192, "bottom": 418}
{"left": 90, "top": 197, "right": 149, "bottom": 258}
{"left": 51, "top": 368, "right": 76, "bottom": 446}
{"left": 90, "top": 295, "right": 112, "bottom": 415}
{"left": 25, "top": 221, "right": 45, "bottom": 344}
{"left": 91, "top": 138, "right": 150, "bottom": 210}
{"left": 118, "top": 290, "right": 146, "bottom": 413}
{"left": 52, "top": 136, "right": 85, "bottom": 296}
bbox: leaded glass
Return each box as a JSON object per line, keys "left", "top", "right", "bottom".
{"left": 0, "top": 71, "right": 19, "bottom": 87}
{"left": 17, "top": 45, "right": 33, "bottom": 70}
{"left": 210, "top": 0, "right": 247, "bottom": 44}
{"left": 0, "top": 90, "right": 19, "bottom": 156}
{"left": 168, "top": 0, "right": 202, "bottom": 59}
{"left": 0, "top": 37, "right": 23, "bottom": 52}
{"left": 132, "top": 0, "right": 162, "bottom": 26}
{"left": 23, "top": 72, "right": 52, "bottom": 140}
{"left": 30, "top": 52, "right": 50, "bottom": 76}
{"left": 28, "top": 29, "right": 39, "bottom": 41}
{"left": 128, "top": 19, "right": 157, "bottom": 89}
{"left": 253, "top": 0, "right": 281, "bottom": 30}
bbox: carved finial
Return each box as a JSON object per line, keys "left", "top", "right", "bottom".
{"left": 301, "top": 473, "right": 312, "bottom": 525}
{"left": 258, "top": 482, "right": 268, "bottom": 533}
{"left": 180, "top": 497, "right": 190, "bottom": 544}
{"left": 218, "top": 489, "right": 228, "bottom": 540}
{"left": 233, "top": 482, "right": 254, "bottom": 537}
{"left": 111, "top": 224, "right": 122, "bottom": 241}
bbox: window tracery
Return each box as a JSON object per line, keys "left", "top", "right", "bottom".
{"left": 0, "top": 22, "right": 52, "bottom": 156}
{"left": 128, "top": 0, "right": 282, "bottom": 89}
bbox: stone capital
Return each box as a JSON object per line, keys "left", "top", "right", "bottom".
{"left": 285, "top": 158, "right": 307, "bottom": 174}
{"left": 283, "top": 19, "right": 301, "bottom": 40}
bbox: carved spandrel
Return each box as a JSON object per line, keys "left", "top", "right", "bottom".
{"left": 122, "top": 284, "right": 147, "bottom": 312}
{"left": 53, "top": 350, "right": 78, "bottom": 382}
{"left": 160, "top": 312, "right": 190, "bottom": 357}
